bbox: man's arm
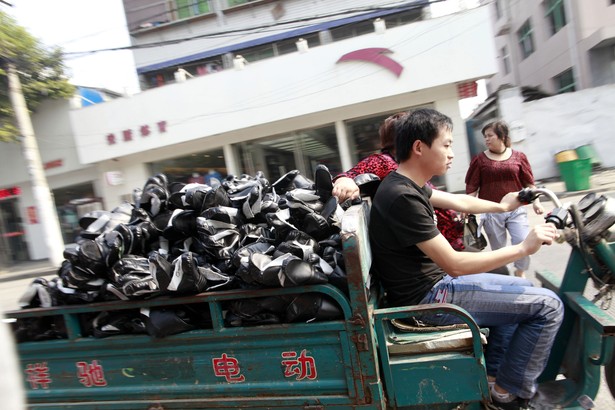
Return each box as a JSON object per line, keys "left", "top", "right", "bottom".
{"left": 430, "top": 189, "right": 521, "bottom": 214}
{"left": 417, "top": 223, "right": 557, "bottom": 276}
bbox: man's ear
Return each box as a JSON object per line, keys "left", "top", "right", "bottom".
{"left": 411, "top": 140, "right": 422, "bottom": 156}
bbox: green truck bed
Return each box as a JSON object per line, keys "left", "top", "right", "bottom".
{"left": 6, "top": 204, "right": 489, "bottom": 410}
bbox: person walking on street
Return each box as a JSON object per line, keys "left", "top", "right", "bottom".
{"left": 465, "top": 120, "right": 544, "bottom": 278}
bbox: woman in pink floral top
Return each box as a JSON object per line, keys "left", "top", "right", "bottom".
{"left": 333, "top": 113, "right": 465, "bottom": 251}
{"left": 465, "top": 120, "right": 544, "bottom": 277}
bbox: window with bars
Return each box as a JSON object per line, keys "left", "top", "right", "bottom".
{"left": 227, "top": 0, "right": 258, "bottom": 7}
{"left": 554, "top": 68, "right": 576, "bottom": 93}
{"left": 176, "top": 0, "right": 211, "bottom": 19}
{"left": 494, "top": 0, "right": 502, "bottom": 19}
{"left": 544, "top": 0, "right": 567, "bottom": 35}
{"left": 140, "top": 6, "right": 426, "bottom": 89}
{"left": 330, "top": 20, "right": 374, "bottom": 42}
{"left": 517, "top": 20, "right": 535, "bottom": 59}
{"left": 501, "top": 46, "right": 511, "bottom": 74}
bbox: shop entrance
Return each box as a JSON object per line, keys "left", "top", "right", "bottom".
{"left": 53, "top": 182, "right": 101, "bottom": 245}
{"left": 0, "top": 197, "right": 29, "bottom": 266}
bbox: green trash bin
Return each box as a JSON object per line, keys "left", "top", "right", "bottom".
{"left": 575, "top": 144, "right": 601, "bottom": 166}
{"left": 557, "top": 158, "right": 592, "bottom": 191}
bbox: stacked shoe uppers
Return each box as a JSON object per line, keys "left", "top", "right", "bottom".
{"left": 15, "top": 166, "right": 375, "bottom": 341}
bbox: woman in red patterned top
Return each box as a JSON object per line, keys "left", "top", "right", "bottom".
{"left": 465, "top": 120, "right": 544, "bottom": 277}
{"left": 332, "top": 112, "right": 465, "bottom": 251}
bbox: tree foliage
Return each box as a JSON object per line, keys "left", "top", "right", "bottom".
{"left": 1, "top": 11, "right": 75, "bottom": 142}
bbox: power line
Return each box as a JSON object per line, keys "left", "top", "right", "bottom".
{"left": 30, "top": 8, "right": 479, "bottom": 149}
{"left": 59, "top": 10, "right": 478, "bottom": 150}
{"left": 125, "top": 0, "right": 433, "bottom": 34}
{"left": 110, "top": 1, "right": 435, "bottom": 72}
{"left": 24, "top": 2, "right": 476, "bottom": 149}
{"left": 62, "top": 1, "right": 435, "bottom": 57}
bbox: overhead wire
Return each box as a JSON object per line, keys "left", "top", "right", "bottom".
{"left": 20, "top": 4, "right": 428, "bottom": 147}
{"left": 28, "top": 2, "right": 481, "bottom": 150}
{"left": 167, "top": 6, "right": 465, "bottom": 119}
{"left": 171, "top": 12, "right": 464, "bottom": 126}
{"left": 36, "top": 9, "right": 478, "bottom": 149}
{"left": 74, "top": 8, "right": 434, "bottom": 136}
{"left": 62, "top": 1, "right": 438, "bottom": 57}
{"left": 64, "top": 9, "right": 480, "bottom": 149}
{"left": 136, "top": 1, "right": 435, "bottom": 111}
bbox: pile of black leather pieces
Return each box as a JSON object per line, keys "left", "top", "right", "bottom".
{"left": 16, "top": 166, "right": 378, "bottom": 341}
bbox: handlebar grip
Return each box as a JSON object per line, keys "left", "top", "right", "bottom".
{"left": 517, "top": 188, "right": 536, "bottom": 204}
{"left": 545, "top": 207, "right": 569, "bottom": 229}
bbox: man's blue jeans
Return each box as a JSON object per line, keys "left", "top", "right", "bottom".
{"left": 419, "top": 273, "right": 563, "bottom": 399}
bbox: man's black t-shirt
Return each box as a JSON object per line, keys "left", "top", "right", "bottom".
{"left": 369, "top": 172, "right": 446, "bottom": 306}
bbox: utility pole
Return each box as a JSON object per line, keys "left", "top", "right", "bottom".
{"left": 6, "top": 62, "right": 65, "bottom": 267}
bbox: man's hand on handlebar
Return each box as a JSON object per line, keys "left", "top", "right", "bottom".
{"left": 521, "top": 223, "right": 559, "bottom": 255}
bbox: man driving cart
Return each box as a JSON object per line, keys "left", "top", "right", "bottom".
{"left": 369, "top": 108, "right": 564, "bottom": 410}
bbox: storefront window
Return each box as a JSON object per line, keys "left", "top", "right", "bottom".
{"left": 53, "top": 182, "right": 100, "bottom": 244}
{"left": 150, "top": 148, "right": 227, "bottom": 185}
{"left": 237, "top": 125, "right": 341, "bottom": 182}
{"left": 346, "top": 113, "right": 393, "bottom": 165}
{"left": 0, "top": 198, "right": 29, "bottom": 263}
{"left": 345, "top": 105, "right": 445, "bottom": 188}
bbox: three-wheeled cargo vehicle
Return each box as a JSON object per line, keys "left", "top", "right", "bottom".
{"left": 5, "top": 187, "right": 615, "bottom": 409}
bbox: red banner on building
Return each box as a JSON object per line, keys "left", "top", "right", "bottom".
{"left": 457, "top": 81, "right": 478, "bottom": 99}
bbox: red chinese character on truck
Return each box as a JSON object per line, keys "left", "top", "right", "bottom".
{"left": 25, "top": 362, "right": 52, "bottom": 389}
{"left": 212, "top": 353, "right": 245, "bottom": 383}
{"left": 281, "top": 349, "right": 317, "bottom": 380}
{"left": 76, "top": 360, "right": 107, "bottom": 387}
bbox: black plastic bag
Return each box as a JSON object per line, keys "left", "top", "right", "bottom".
{"left": 463, "top": 214, "right": 487, "bottom": 250}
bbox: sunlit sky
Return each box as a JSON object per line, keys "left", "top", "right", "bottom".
{"left": 7, "top": 0, "right": 141, "bottom": 95}
{"left": 5, "top": 0, "right": 486, "bottom": 116}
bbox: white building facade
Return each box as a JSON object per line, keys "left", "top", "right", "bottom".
{"left": 0, "top": 4, "right": 497, "bottom": 262}
{"left": 485, "top": 0, "right": 615, "bottom": 95}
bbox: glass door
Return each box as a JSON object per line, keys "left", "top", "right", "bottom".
{"left": 0, "top": 198, "right": 29, "bottom": 264}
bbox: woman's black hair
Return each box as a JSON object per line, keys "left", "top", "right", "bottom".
{"left": 379, "top": 112, "right": 407, "bottom": 154}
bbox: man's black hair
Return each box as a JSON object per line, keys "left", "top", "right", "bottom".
{"left": 395, "top": 108, "right": 453, "bottom": 163}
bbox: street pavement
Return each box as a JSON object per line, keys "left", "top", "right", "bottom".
{"left": 2, "top": 166, "right": 615, "bottom": 408}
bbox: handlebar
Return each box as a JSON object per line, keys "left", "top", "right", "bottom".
{"left": 518, "top": 187, "right": 563, "bottom": 208}
{"left": 520, "top": 187, "right": 615, "bottom": 302}
{"left": 518, "top": 187, "right": 568, "bottom": 229}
